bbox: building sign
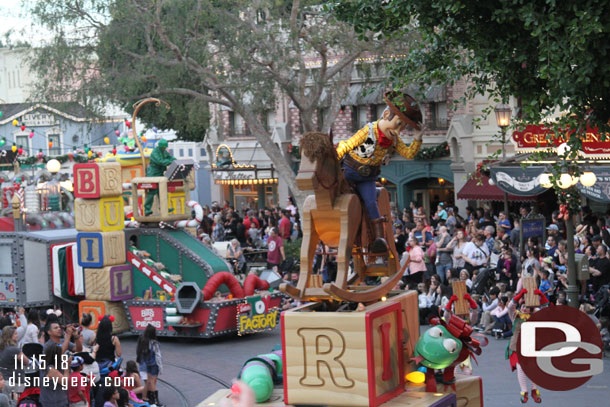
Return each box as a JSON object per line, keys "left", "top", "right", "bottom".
{"left": 129, "top": 306, "right": 164, "bottom": 330}
{"left": 211, "top": 143, "right": 276, "bottom": 184}
{"left": 577, "top": 167, "right": 610, "bottom": 204}
{"left": 513, "top": 125, "right": 610, "bottom": 155}
{"left": 490, "top": 167, "right": 548, "bottom": 196}
{"left": 0, "top": 278, "right": 17, "bottom": 302}
{"left": 22, "top": 112, "right": 59, "bottom": 127}
{"left": 237, "top": 295, "right": 278, "bottom": 335}
{"left": 520, "top": 215, "right": 546, "bottom": 255}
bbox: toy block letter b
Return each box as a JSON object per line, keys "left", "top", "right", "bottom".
{"left": 74, "top": 164, "right": 99, "bottom": 198}
{"left": 74, "top": 163, "right": 122, "bottom": 198}
{"left": 297, "top": 327, "right": 355, "bottom": 388}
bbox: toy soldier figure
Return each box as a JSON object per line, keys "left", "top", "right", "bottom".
{"left": 144, "top": 139, "right": 176, "bottom": 215}
{"left": 336, "top": 91, "right": 424, "bottom": 253}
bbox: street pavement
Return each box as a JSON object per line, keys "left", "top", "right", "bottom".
{"left": 120, "top": 327, "right": 610, "bottom": 407}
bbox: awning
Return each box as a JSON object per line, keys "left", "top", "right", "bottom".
{"left": 457, "top": 175, "right": 537, "bottom": 201}
{"left": 578, "top": 167, "right": 610, "bottom": 203}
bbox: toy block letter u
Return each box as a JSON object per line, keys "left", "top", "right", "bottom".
{"left": 297, "top": 327, "right": 355, "bottom": 388}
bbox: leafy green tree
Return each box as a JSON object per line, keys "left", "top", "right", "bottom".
{"left": 27, "top": 0, "right": 398, "bottom": 205}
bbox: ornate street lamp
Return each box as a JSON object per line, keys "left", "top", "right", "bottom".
{"left": 495, "top": 103, "right": 512, "bottom": 214}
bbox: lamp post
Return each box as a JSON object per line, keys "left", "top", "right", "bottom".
{"left": 494, "top": 103, "right": 512, "bottom": 215}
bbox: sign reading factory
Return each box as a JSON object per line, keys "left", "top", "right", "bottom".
{"left": 513, "top": 124, "right": 610, "bottom": 155}
{"left": 211, "top": 144, "right": 277, "bottom": 185}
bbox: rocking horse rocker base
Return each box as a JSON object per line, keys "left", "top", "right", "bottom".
{"left": 279, "top": 131, "right": 402, "bottom": 304}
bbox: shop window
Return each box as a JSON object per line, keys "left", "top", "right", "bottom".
{"left": 188, "top": 148, "right": 193, "bottom": 157}
{"left": 375, "top": 104, "right": 387, "bottom": 120}
{"left": 431, "top": 102, "right": 448, "bottom": 129}
{"left": 48, "top": 134, "right": 61, "bottom": 155}
{"left": 351, "top": 105, "right": 369, "bottom": 131}
{"left": 229, "top": 111, "right": 247, "bottom": 137}
{"left": 179, "top": 149, "right": 184, "bottom": 157}
{"left": 16, "top": 135, "right": 28, "bottom": 155}
{"left": 200, "top": 148, "right": 206, "bottom": 157}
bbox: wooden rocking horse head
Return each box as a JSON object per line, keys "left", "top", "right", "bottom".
{"left": 297, "top": 131, "right": 344, "bottom": 195}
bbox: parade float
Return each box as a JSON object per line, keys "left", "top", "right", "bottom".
{"left": 0, "top": 98, "right": 284, "bottom": 338}
{"left": 202, "top": 93, "right": 485, "bottom": 407}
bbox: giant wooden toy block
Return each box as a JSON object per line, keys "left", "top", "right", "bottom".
{"left": 75, "top": 197, "right": 124, "bottom": 232}
{"left": 74, "top": 162, "right": 122, "bottom": 198}
{"left": 386, "top": 291, "right": 420, "bottom": 372}
{"left": 282, "top": 298, "right": 404, "bottom": 407}
{"left": 168, "top": 191, "right": 187, "bottom": 215}
{"left": 78, "top": 300, "right": 129, "bottom": 333}
{"left": 406, "top": 374, "right": 482, "bottom": 407}
{"left": 121, "top": 164, "right": 144, "bottom": 184}
{"left": 77, "top": 231, "right": 126, "bottom": 268}
{"left": 84, "top": 265, "right": 133, "bottom": 301}
{"left": 198, "top": 389, "right": 457, "bottom": 407}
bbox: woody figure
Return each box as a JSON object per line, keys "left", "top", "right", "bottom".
{"left": 337, "top": 91, "right": 424, "bottom": 253}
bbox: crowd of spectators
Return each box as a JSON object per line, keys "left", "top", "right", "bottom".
{"left": 0, "top": 309, "right": 163, "bottom": 407}
{"left": 197, "top": 198, "right": 302, "bottom": 278}
{"left": 394, "top": 202, "right": 609, "bottom": 347}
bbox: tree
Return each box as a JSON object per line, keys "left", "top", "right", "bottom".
{"left": 27, "top": 0, "right": 401, "bottom": 206}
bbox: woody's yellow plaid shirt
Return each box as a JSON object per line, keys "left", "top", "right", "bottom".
{"left": 336, "top": 122, "right": 421, "bottom": 166}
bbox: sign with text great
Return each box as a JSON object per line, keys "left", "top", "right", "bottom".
{"left": 512, "top": 124, "right": 610, "bottom": 155}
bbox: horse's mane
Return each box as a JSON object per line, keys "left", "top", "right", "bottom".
{"left": 299, "top": 131, "right": 336, "bottom": 161}
{"left": 299, "top": 131, "right": 350, "bottom": 194}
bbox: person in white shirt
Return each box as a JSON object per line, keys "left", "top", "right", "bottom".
{"left": 462, "top": 233, "right": 490, "bottom": 274}
{"left": 479, "top": 287, "right": 500, "bottom": 334}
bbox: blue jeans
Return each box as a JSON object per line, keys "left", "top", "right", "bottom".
{"left": 343, "top": 165, "right": 380, "bottom": 219}
{"left": 436, "top": 263, "right": 452, "bottom": 284}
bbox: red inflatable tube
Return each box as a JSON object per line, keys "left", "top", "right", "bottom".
{"left": 243, "top": 274, "right": 270, "bottom": 296}
{"left": 202, "top": 272, "right": 245, "bottom": 300}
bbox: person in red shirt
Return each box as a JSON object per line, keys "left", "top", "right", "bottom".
{"left": 68, "top": 356, "right": 90, "bottom": 407}
{"left": 243, "top": 210, "right": 260, "bottom": 231}
{"left": 278, "top": 210, "right": 292, "bottom": 240}
{"left": 266, "top": 227, "right": 285, "bottom": 271}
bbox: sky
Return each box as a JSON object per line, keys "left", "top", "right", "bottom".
{"left": 0, "top": 0, "right": 50, "bottom": 46}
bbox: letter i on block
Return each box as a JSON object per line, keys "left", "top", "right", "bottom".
{"left": 74, "top": 163, "right": 122, "bottom": 198}
{"left": 77, "top": 231, "right": 126, "bottom": 268}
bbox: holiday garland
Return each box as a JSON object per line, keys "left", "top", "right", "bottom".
{"left": 414, "top": 141, "right": 450, "bottom": 160}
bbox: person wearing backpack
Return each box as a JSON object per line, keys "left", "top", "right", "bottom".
{"left": 136, "top": 325, "right": 163, "bottom": 407}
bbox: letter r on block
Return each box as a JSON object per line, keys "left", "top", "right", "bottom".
{"left": 297, "top": 328, "right": 355, "bottom": 388}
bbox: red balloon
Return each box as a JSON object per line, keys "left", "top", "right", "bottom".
{"left": 125, "top": 120, "right": 131, "bottom": 128}
{"left": 112, "top": 148, "right": 117, "bottom": 155}
{"left": 18, "top": 147, "right": 23, "bottom": 155}
{"left": 20, "top": 125, "right": 26, "bottom": 131}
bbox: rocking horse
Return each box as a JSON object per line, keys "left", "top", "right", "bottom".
{"left": 279, "top": 131, "right": 403, "bottom": 303}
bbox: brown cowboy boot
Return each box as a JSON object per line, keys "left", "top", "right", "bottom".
{"left": 371, "top": 218, "right": 388, "bottom": 253}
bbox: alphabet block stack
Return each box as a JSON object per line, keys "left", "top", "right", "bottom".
{"left": 74, "top": 162, "right": 132, "bottom": 332}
